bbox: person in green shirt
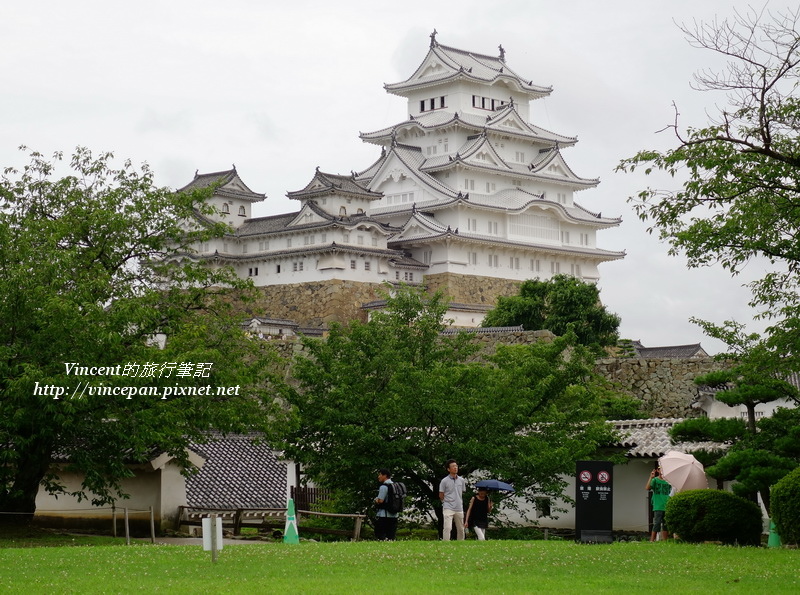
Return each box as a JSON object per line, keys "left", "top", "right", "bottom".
{"left": 646, "top": 466, "right": 672, "bottom": 541}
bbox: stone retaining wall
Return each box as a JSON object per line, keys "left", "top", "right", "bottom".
{"left": 252, "top": 280, "right": 385, "bottom": 327}
{"left": 424, "top": 272, "right": 522, "bottom": 305}
{"left": 595, "top": 357, "right": 725, "bottom": 418}
{"left": 269, "top": 328, "right": 721, "bottom": 418}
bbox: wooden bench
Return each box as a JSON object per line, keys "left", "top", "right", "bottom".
{"left": 177, "top": 506, "right": 365, "bottom": 541}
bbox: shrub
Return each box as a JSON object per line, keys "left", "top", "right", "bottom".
{"left": 771, "top": 466, "right": 800, "bottom": 545}
{"left": 665, "top": 489, "right": 762, "bottom": 546}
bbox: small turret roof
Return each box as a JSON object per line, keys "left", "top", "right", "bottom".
{"left": 178, "top": 167, "right": 264, "bottom": 202}
{"left": 287, "top": 168, "right": 383, "bottom": 201}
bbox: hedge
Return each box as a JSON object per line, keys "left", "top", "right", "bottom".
{"left": 665, "top": 489, "right": 762, "bottom": 546}
{"left": 771, "top": 466, "right": 800, "bottom": 546}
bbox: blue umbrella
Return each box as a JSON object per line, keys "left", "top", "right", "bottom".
{"left": 475, "top": 479, "right": 514, "bottom": 492}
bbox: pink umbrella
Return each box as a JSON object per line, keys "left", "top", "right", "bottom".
{"left": 658, "top": 450, "right": 708, "bottom": 492}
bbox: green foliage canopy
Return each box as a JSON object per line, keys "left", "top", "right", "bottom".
{"left": 481, "top": 275, "right": 620, "bottom": 355}
{"left": 281, "top": 285, "right": 615, "bottom": 530}
{"left": 0, "top": 148, "right": 285, "bottom": 521}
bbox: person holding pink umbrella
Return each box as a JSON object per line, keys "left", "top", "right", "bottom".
{"left": 646, "top": 465, "right": 672, "bottom": 542}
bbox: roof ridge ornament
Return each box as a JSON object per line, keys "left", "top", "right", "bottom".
{"left": 430, "top": 29, "right": 438, "bottom": 48}
{"left": 498, "top": 44, "right": 505, "bottom": 62}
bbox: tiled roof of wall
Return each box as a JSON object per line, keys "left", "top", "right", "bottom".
{"left": 187, "top": 434, "right": 286, "bottom": 508}
{"left": 611, "top": 418, "right": 726, "bottom": 458}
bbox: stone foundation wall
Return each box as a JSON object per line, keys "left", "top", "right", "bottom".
{"left": 271, "top": 328, "right": 721, "bottom": 418}
{"left": 424, "top": 272, "right": 522, "bottom": 305}
{"left": 249, "top": 274, "right": 522, "bottom": 327}
{"left": 595, "top": 357, "right": 726, "bottom": 418}
{"left": 252, "top": 280, "right": 386, "bottom": 327}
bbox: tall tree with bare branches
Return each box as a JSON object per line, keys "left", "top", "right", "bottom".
{"left": 617, "top": 6, "right": 800, "bottom": 358}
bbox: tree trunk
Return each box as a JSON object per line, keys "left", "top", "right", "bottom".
{"left": 745, "top": 403, "right": 757, "bottom": 434}
{"left": 0, "top": 437, "right": 53, "bottom": 526}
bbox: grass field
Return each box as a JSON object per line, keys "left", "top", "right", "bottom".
{"left": 0, "top": 536, "right": 797, "bottom": 594}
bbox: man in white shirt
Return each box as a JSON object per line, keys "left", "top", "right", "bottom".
{"left": 439, "top": 459, "right": 466, "bottom": 541}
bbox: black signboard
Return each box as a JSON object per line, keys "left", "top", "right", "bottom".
{"left": 575, "top": 460, "right": 613, "bottom": 543}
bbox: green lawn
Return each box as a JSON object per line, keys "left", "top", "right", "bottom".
{"left": 0, "top": 539, "right": 797, "bottom": 593}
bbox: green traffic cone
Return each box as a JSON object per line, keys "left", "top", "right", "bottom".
{"left": 768, "top": 520, "right": 781, "bottom": 548}
{"left": 283, "top": 498, "right": 300, "bottom": 544}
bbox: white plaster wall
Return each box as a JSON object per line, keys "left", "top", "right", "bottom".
{"left": 35, "top": 459, "right": 191, "bottom": 531}
{"left": 495, "top": 460, "right": 655, "bottom": 533}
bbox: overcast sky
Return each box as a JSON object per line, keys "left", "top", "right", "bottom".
{"left": 1, "top": 0, "right": 784, "bottom": 354}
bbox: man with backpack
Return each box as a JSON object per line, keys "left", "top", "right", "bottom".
{"left": 374, "top": 468, "right": 400, "bottom": 540}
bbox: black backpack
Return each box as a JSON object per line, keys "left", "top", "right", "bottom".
{"left": 382, "top": 481, "right": 407, "bottom": 514}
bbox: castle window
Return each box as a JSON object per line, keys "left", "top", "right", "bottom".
{"left": 221, "top": 203, "right": 230, "bottom": 214}
{"left": 364, "top": 261, "right": 371, "bottom": 271}
{"left": 238, "top": 206, "right": 246, "bottom": 216}
{"left": 551, "top": 261, "right": 560, "bottom": 274}
{"left": 469, "top": 252, "right": 478, "bottom": 265}
{"left": 287, "top": 238, "right": 292, "bottom": 248}
{"left": 530, "top": 259, "right": 540, "bottom": 272}
{"left": 570, "top": 264, "right": 581, "bottom": 277}
{"left": 242, "top": 244, "right": 248, "bottom": 254}
{"left": 580, "top": 233, "right": 590, "bottom": 246}
{"left": 561, "top": 231, "right": 570, "bottom": 244}
{"left": 350, "top": 260, "right": 356, "bottom": 270}
{"left": 488, "top": 254, "right": 499, "bottom": 267}
{"left": 320, "top": 233, "right": 327, "bottom": 243}
{"left": 420, "top": 96, "right": 447, "bottom": 112}
{"left": 357, "top": 235, "right": 364, "bottom": 245}
{"left": 339, "top": 206, "right": 347, "bottom": 216}
{"left": 371, "top": 236, "right": 378, "bottom": 247}
{"left": 276, "top": 265, "right": 281, "bottom": 273}
{"left": 343, "top": 233, "right": 350, "bottom": 243}
{"left": 248, "top": 267, "right": 259, "bottom": 277}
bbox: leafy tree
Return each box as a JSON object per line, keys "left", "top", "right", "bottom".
{"left": 616, "top": 7, "right": 800, "bottom": 351}
{"left": 280, "top": 285, "right": 616, "bottom": 535}
{"left": 670, "top": 320, "right": 799, "bottom": 512}
{"left": 481, "top": 275, "right": 620, "bottom": 355}
{"left": 0, "top": 147, "right": 285, "bottom": 524}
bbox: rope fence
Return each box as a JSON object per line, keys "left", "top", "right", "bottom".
{"left": 1, "top": 506, "right": 157, "bottom": 545}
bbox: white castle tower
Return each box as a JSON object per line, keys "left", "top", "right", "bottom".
{"left": 182, "top": 33, "right": 624, "bottom": 327}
